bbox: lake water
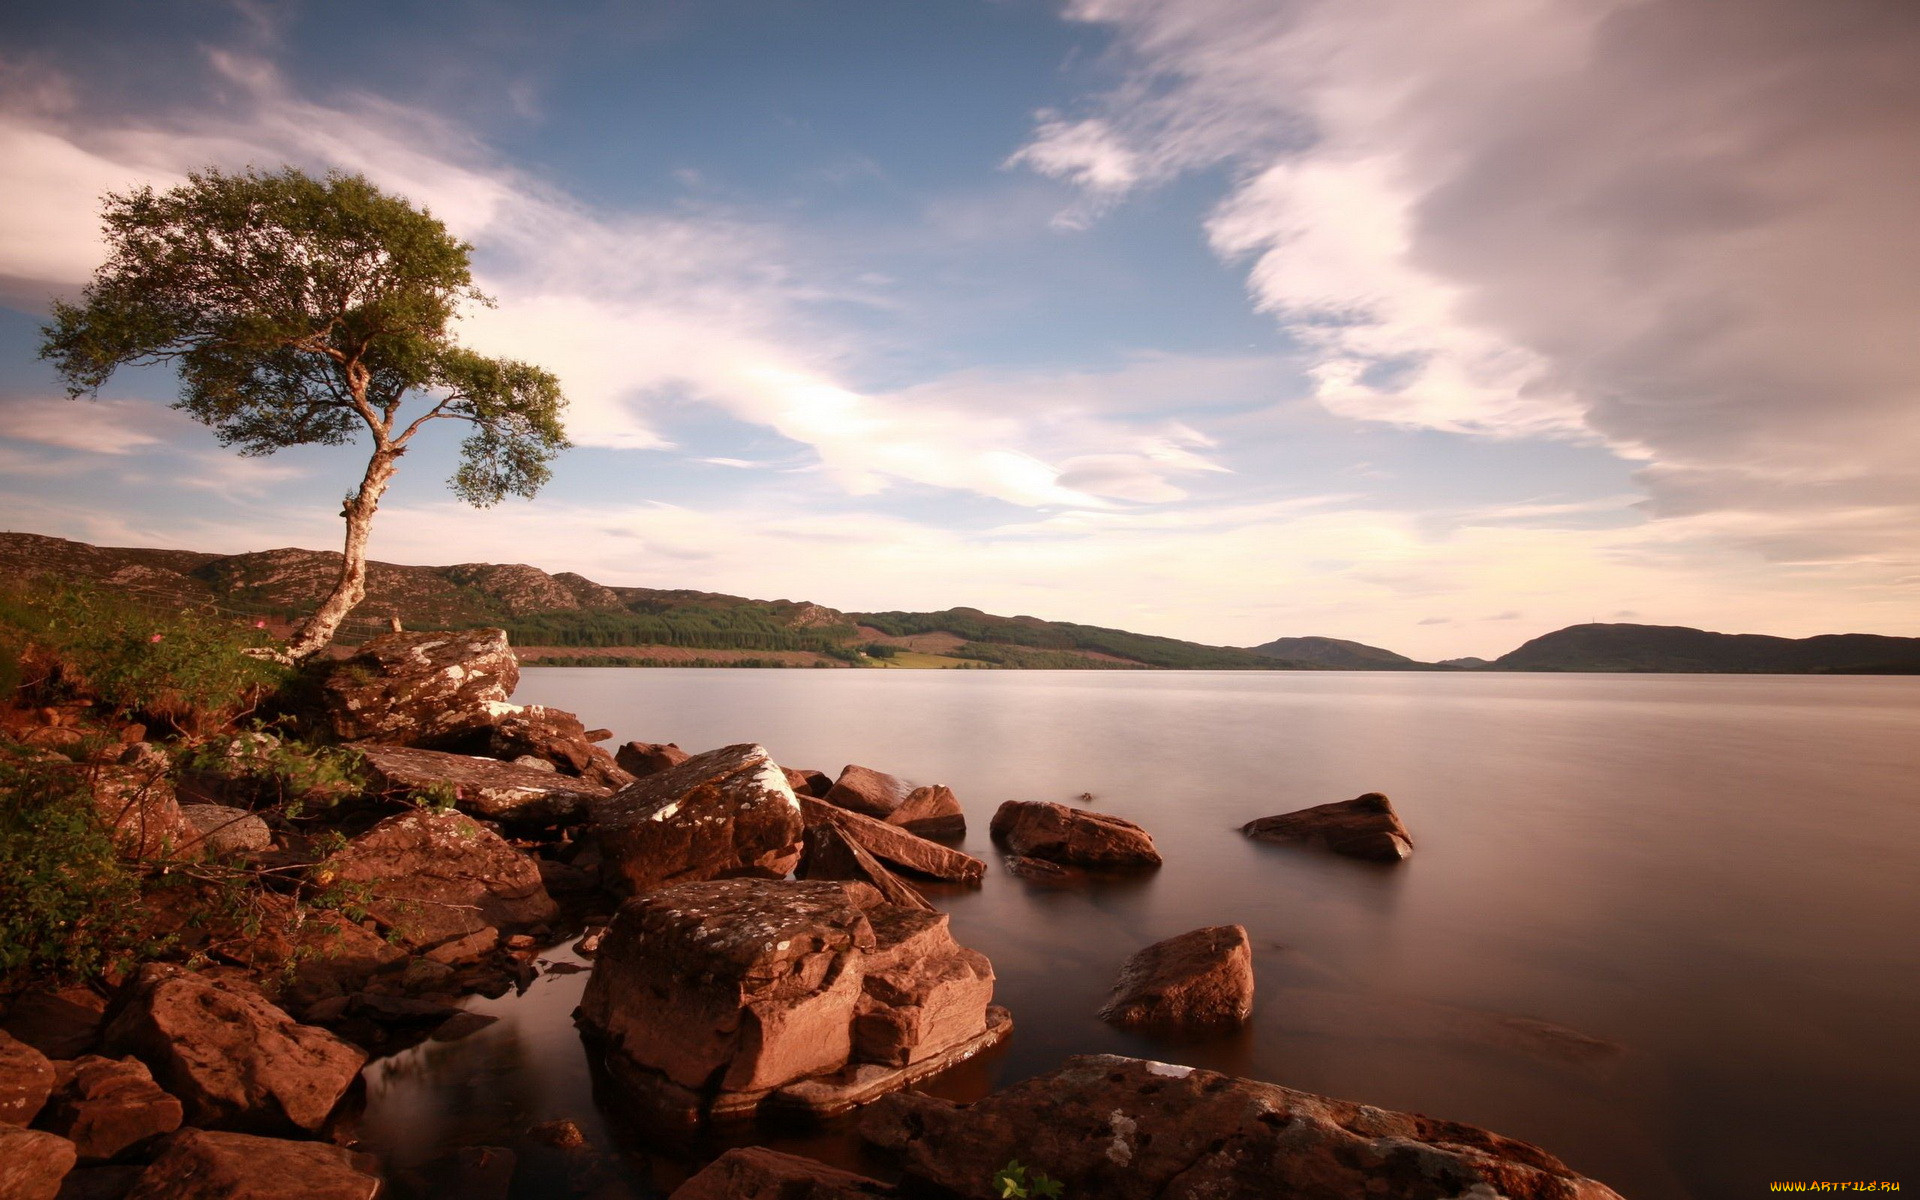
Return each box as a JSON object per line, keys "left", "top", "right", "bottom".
{"left": 361, "top": 669, "right": 1920, "bottom": 1199}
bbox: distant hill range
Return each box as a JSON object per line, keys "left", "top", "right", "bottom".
{"left": 4, "top": 532, "right": 1913, "bottom": 673}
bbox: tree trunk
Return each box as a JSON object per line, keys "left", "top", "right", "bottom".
{"left": 285, "top": 445, "right": 401, "bottom": 662}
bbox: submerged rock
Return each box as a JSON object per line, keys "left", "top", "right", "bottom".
{"left": 824, "top": 765, "right": 966, "bottom": 838}
{"left": 861, "top": 1054, "right": 1624, "bottom": 1200}
{"left": 353, "top": 742, "right": 609, "bottom": 827}
{"left": 315, "top": 628, "right": 519, "bottom": 748}
{"left": 101, "top": 965, "right": 364, "bottom": 1135}
{"left": 320, "top": 808, "right": 556, "bottom": 950}
{"left": 124, "top": 1129, "right": 381, "bottom": 1200}
{"left": 1242, "top": 792, "right": 1413, "bottom": 862}
{"left": 670, "top": 1146, "right": 895, "bottom": 1198}
{"left": 989, "top": 801, "right": 1161, "bottom": 870}
{"left": 590, "top": 743, "right": 805, "bottom": 895}
{"left": 1098, "top": 925, "right": 1254, "bottom": 1029}
{"left": 799, "top": 796, "right": 986, "bottom": 884}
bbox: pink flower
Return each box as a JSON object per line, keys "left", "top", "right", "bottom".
{"left": 148, "top": 633, "right": 163, "bottom": 643}
{"left": 253, "top": 620, "right": 266, "bottom": 629}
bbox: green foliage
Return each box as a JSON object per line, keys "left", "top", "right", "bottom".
{"left": 180, "top": 731, "right": 365, "bottom": 817}
{"left": 38, "top": 166, "right": 568, "bottom": 505}
{"left": 953, "top": 642, "right": 1142, "bottom": 670}
{"left": 0, "top": 754, "right": 170, "bottom": 981}
{"left": 993, "top": 1160, "right": 1064, "bottom": 1199}
{"left": 495, "top": 604, "right": 858, "bottom": 652}
{"left": 855, "top": 607, "right": 1279, "bottom": 670}
{"left": 525, "top": 655, "right": 809, "bottom": 668}
{"left": 0, "top": 579, "right": 288, "bottom": 732}
{"left": 863, "top": 642, "right": 900, "bottom": 658}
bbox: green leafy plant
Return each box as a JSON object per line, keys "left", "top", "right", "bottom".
{"left": 179, "top": 731, "right": 365, "bottom": 817}
{"left": 993, "top": 1160, "right": 1064, "bottom": 1199}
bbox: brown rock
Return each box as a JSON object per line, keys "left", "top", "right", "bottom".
{"left": 100, "top": 965, "right": 365, "bottom": 1134}
{"left": 861, "top": 1054, "right": 1623, "bottom": 1200}
{"left": 86, "top": 750, "right": 197, "bottom": 862}
{"left": 39, "top": 1056, "right": 183, "bottom": 1161}
{"left": 51, "top": 1165, "right": 142, "bottom": 1200}
{"left": 798, "top": 822, "right": 934, "bottom": 912}
{"left": 853, "top": 910, "right": 993, "bottom": 1068}
{"left": 782, "top": 767, "right": 834, "bottom": 798}
{"left": 577, "top": 879, "right": 874, "bottom": 1098}
{"left": 177, "top": 805, "right": 272, "bottom": 855}
{"left": 1242, "top": 792, "right": 1413, "bottom": 861}
{"left": 670, "top": 1146, "right": 895, "bottom": 1199}
{"left": 988, "top": 801, "right": 1161, "bottom": 870}
{"left": 353, "top": 742, "right": 610, "bottom": 827}
{"left": 0, "top": 1029, "right": 55, "bottom": 1126}
{"left": 0, "top": 1126, "right": 75, "bottom": 1200}
{"left": 315, "top": 628, "right": 519, "bottom": 748}
{"left": 824, "top": 765, "right": 965, "bottom": 838}
{"left": 1098, "top": 925, "right": 1253, "bottom": 1029}
{"left": 123, "top": 1129, "right": 380, "bottom": 1200}
{"left": 486, "top": 706, "right": 632, "bottom": 789}
{"left": 799, "top": 797, "right": 985, "bottom": 884}
{"left": 320, "top": 809, "right": 557, "bottom": 949}
{"left": 613, "top": 740, "right": 690, "bottom": 778}
{"left": 1002, "top": 855, "right": 1081, "bottom": 885}
{"left": 527, "top": 1117, "right": 588, "bottom": 1149}
{"left": 1, "top": 988, "right": 106, "bottom": 1060}
{"left": 590, "top": 743, "right": 805, "bottom": 895}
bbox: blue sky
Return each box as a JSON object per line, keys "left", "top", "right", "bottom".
{"left": 1, "top": 0, "right": 1915, "bottom": 658}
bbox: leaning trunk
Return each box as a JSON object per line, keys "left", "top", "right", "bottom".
{"left": 285, "top": 447, "right": 400, "bottom": 662}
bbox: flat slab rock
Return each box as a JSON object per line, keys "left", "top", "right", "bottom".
{"left": 798, "top": 821, "right": 934, "bottom": 912}
{"left": 670, "top": 1146, "right": 895, "bottom": 1199}
{"left": 824, "top": 765, "right": 966, "bottom": 838}
{"left": 860, "top": 1054, "right": 1624, "bottom": 1200}
{"left": 590, "top": 743, "right": 805, "bottom": 895}
{"left": 320, "top": 808, "right": 556, "bottom": 950}
{"left": 1099, "top": 925, "right": 1253, "bottom": 1029}
{"left": 353, "top": 741, "right": 610, "bottom": 826}
{"left": 799, "top": 796, "right": 986, "bottom": 884}
{"left": 989, "top": 801, "right": 1162, "bottom": 870}
{"left": 316, "top": 628, "right": 519, "bottom": 747}
{"left": 1242, "top": 792, "right": 1413, "bottom": 862}
{"left": 124, "top": 1128, "right": 381, "bottom": 1200}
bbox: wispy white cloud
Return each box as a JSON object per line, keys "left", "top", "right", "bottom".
{"left": 0, "top": 396, "right": 172, "bottom": 454}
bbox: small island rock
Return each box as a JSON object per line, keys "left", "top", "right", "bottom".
{"left": 989, "top": 800, "right": 1161, "bottom": 870}
{"left": 1242, "top": 792, "right": 1413, "bottom": 862}
{"left": 1098, "top": 925, "right": 1253, "bottom": 1029}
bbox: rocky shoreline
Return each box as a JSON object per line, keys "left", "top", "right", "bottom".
{"left": 1, "top": 627, "right": 1623, "bottom": 1198}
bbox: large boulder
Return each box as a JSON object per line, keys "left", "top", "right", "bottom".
{"left": 590, "top": 743, "right": 805, "bottom": 895}
{"left": 670, "top": 1147, "right": 895, "bottom": 1199}
{"left": 799, "top": 796, "right": 986, "bottom": 884}
{"left": 1098, "top": 925, "right": 1253, "bottom": 1029}
{"left": 178, "top": 804, "right": 273, "bottom": 855}
{"left": 798, "top": 822, "right": 933, "bottom": 912}
{"left": 614, "top": 741, "right": 690, "bottom": 778}
{"left": 124, "top": 1129, "right": 381, "bottom": 1200}
{"left": 861, "top": 1054, "right": 1624, "bottom": 1200}
{"left": 1242, "top": 792, "right": 1413, "bottom": 862}
{"left": 319, "top": 808, "right": 556, "bottom": 950}
{"left": 0, "top": 1126, "right": 75, "bottom": 1200}
{"left": 353, "top": 742, "right": 610, "bottom": 827}
{"left": 0, "top": 1030, "right": 54, "bottom": 1126}
{"left": 578, "top": 879, "right": 1004, "bottom": 1127}
{"left": 314, "top": 628, "right": 519, "bottom": 747}
{"left": 989, "top": 801, "right": 1161, "bottom": 870}
{"left": 100, "top": 965, "right": 365, "bottom": 1134}
{"left": 486, "top": 705, "right": 631, "bottom": 789}
{"left": 38, "top": 1055, "right": 183, "bottom": 1161}
{"left": 824, "top": 765, "right": 965, "bottom": 838}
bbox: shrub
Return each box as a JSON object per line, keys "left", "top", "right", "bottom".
{"left": 179, "top": 731, "right": 366, "bottom": 818}
{"left": 993, "top": 1160, "right": 1064, "bottom": 1198}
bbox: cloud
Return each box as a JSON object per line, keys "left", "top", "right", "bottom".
{"left": 1018, "top": 0, "right": 1920, "bottom": 551}
{"left": 0, "top": 396, "right": 172, "bottom": 454}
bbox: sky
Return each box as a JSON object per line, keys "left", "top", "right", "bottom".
{"left": 0, "top": 0, "right": 1915, "bottom": 660}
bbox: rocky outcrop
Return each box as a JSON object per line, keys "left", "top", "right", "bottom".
{"left": 1098, "top": 926, "right": 1253, "bottom": 1029}
{"left": 824, "top": 765, "right": 965, "bottom": 838}
{"left": 1242, "top": 792, "right": 1413, "bottom": 862}
{"left": 799, "top": 796, "right": 986, "bottom": 884}
{"left": 124, "top": 1129, "right": 381, "bottom": 1200}
{"left": 0, "top": 1030, "right": 54, "bottom": 1126}
{"left": 88, "top": 746, "right": 197, "bottom": 861}
{"left": 101, "top": 965, "right": 365, "bottom": 1134}
{"left": 353, "top": 742, "right": 609, "bottom": 827}
{"left": 590, "top": 743, "right": 804, "bottom": 895}
{"left": 0, "top": 1126, "right": 75, "bottom": 1200}
{"left": 178, "top": 804, "right": 272, "bottom": 855}
{"left": 314, "top": 629, "right": 519, "bottom": 747}
{"left": 319, "top": 809, "right": 556, "bottom": 950}
{"left": 578, "top": 879, "right": 1005, "bottom": 1127}
{"left": 798, "top": 822, "right": 933, "bottom": 912}
{"left": 861, "top": 1054, "right": 1624, "bottom": 1200}
{"left": 670, "top": 1147, "right": 895, "bottom": 1199}
{"left": 989, "top": 801, "right": 1161, "bottom": 870}
{"left": 614, "top": 740, "right": 691, "bottom": 778}
{"left": 485, "top": 705, "right": 631, "bottom": 789}
{"left": 38, "top": 1055, "right": 183, "bottom": 1161}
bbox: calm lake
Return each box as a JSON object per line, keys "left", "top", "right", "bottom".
{"left": 360, "top": 669, "right": 1920, "bottom": 1199}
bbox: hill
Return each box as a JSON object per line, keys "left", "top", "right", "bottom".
{"left": 1492, "top": 623, "right": 1920, "bottom": 674}
{"left": 1245, "top": 635, "right": 1429, "bottom": 670}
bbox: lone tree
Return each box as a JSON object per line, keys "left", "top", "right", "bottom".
{"left": 40, "top": 166, "right": 567, "bottom": 661}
